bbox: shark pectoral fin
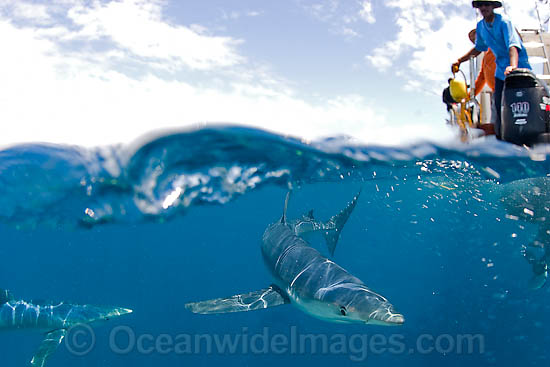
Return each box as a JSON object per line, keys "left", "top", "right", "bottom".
{"left": 185, "top": 285, "right": 289, "bottom": 314}
{"left": 323, "top": 189, "right": 361, "bottom": 256}
{"left": 29, "top": 329, "right": 67, "bottom": 367}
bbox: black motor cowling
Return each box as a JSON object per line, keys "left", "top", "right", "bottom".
{"left": 501, "top": 69, "right": 550, "bottom": 145}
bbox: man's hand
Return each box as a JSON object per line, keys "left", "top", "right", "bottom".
{"left": 504, "top": 65, "right": 516, "bottom": 75}
{"left": 451, "top": 61, "right": 461, "bottom": 73}
{"left": 506, "top": 47, "right": 519, "bottom": 76}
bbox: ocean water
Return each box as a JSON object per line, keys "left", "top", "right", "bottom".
{"left": 1, "top": 126, "right": 549, "bottom": 366}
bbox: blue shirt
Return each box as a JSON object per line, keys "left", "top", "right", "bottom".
{"left": 475, "top": 13, "right": 531, "bottom": 81}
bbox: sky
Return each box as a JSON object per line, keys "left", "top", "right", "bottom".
{"left": 0, "top": 0, "right": 546, "bottom": 148}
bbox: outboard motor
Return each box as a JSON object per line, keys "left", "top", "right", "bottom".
{"left": 501, "top": 68, "right": 550, "bottom": 145}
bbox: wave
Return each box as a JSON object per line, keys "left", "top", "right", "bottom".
{"left": 0, "top": 125, "right": 548, "bottom": 228}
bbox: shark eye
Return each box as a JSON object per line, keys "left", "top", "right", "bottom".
{"left": 340, "top": 306, "right": 347, "bottom": 316}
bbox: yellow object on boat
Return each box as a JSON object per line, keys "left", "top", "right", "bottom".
{"left": 449, "top": 79, "right": 468, "bottom": 102}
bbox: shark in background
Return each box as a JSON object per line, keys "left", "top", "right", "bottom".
{"left": 500, "top": 177, "right": 550, "bottom": 289}
{"left": 186, "top": 191, "right": 404, "bottom": 326}
{"left": 0, "top": 289, "right": 132, "bottom": 366}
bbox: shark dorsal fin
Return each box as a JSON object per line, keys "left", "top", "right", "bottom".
{"left": 0, "top": 289, "right": 13, "bottom": 304}
{"left": 280, "top": 191, "right": 291, "bottom": 224}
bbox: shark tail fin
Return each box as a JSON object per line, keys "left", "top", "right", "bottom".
{"left": 280, "top": 191, "right": 291, "bottom": 224}
{"left": 323, "top": 189, "right": 361, "bottom": 256}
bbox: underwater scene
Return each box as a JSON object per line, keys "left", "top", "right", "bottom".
{"left": 1, "top": 126, "right": 549, "bottom": 366}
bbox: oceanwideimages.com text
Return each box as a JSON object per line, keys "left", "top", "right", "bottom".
{"left": 66, "top": 324, "right": 485, "bottom": 362}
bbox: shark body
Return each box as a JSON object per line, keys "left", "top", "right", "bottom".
{"left": 0, "top": 289, "right": 132, "bottom": 366}
{"left": 186, "top": 191, "right": 404, "bottom": 326}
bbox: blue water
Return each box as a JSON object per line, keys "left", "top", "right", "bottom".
{"left": 1, "top": 126, "right": 549, "bottom": 366}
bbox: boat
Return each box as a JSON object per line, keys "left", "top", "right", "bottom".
{"left": 444, "top": 1, "right": 550, "bottom": 146}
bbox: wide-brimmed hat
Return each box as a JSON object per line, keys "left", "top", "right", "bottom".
{"left": 472, "top": 0, "right": 502, "bottom": 8}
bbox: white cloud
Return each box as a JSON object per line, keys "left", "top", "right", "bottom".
{"left": 300, "top": 0, "right": 376, "bottom": 38}
{"left": 0, "top": 23, "right": 406, "bottom": 148}
{"left": 338, "top": 27, "right": 360, "bottom": 37}
{"left": 11, "top": 2, "right": 52, "bottom": 24}
{"left": 409, "top": 16, "right": 474, "bottom": 82}
{"left": 0, "top": 0, "right": 448, "bottom": 148}
{"left": 301, "top": 0, "right": 339, "bottom": 23}
{"left": 505, "top": 0, "right": 540, "bottom": 29}
{"left": 366, "top": 40, "right": 401, "bottom": 71}
{"left": 64, "top": 0, "right": 244, "bottom": 71}
{"left": 358, "top": 1, "right": 375, "bottom": 24}
{"left": 221, "top": 9, "right": 263, "bottom": 20}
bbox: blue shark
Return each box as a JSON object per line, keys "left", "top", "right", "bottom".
{"left": 0, "top": 289, "right": 132, "bottom": 366}
{"left": 186, "top": 191, "right": 404, "bottom": 325}
{"left": 500, "top": 177, "right": 550, "bottom": 289}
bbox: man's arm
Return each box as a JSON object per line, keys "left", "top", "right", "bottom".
{"left": 505, "top": 46, "right": 519, "bottom": 75}
{"left": 452, "top": 48, "right": 482, "bottom": 72}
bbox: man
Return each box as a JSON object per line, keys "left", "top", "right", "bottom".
{"left": 452, "top": 0, "right": 531, "bottom": 139}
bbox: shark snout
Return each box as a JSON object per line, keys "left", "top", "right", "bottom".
{"left": 108, "top": 307, "right": 133, "bottom": 318}
{"left": 368, "top": 303, "right": 404, "bottom": 326}
{"left": 96, "top": 306, "right": 133, "bottom": 322}
{"left": 381, "top": 312, "right": 405, "bottom": 325}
